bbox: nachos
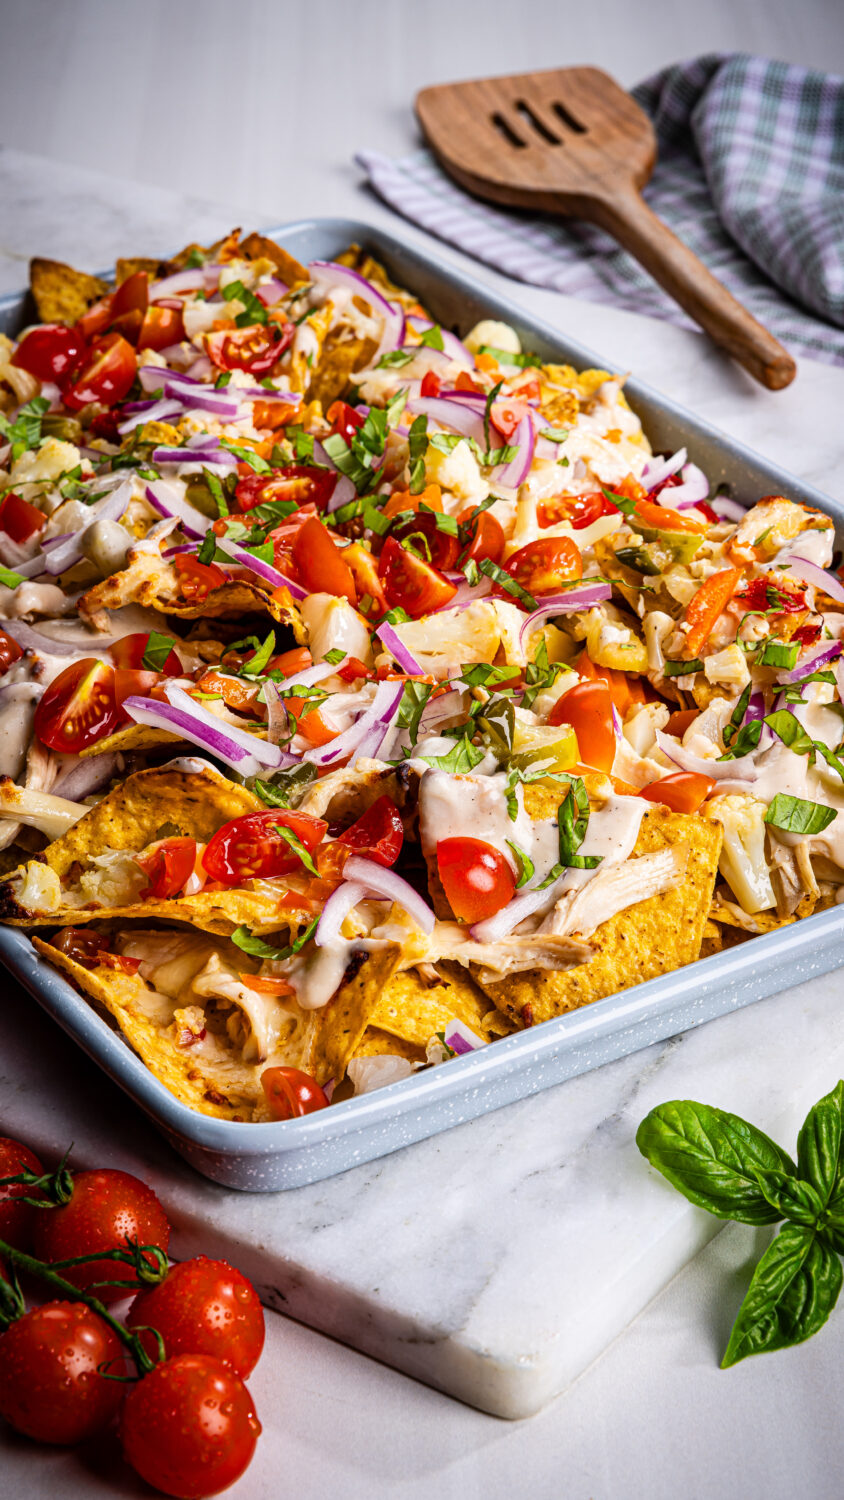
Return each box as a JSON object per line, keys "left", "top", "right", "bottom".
{"left": 0, "top": 229, "right": 840, "bottom": 1119}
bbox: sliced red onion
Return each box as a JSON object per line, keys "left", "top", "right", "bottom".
{"left": 776, "top": 555, "right": 844, "bottom": 607}
{"left": 642, "top": 449, "right": 686, "bottom": 491}
{"left": 304, "top": 680, "right": 404, "bottom": 768}
{"left": 418, "top": 688, "right": 464, "bottom": 731}
{"left": 214, "top": 535, "right": 307, "bottom": 597}
{"left": 225, "top": 384, "right": 300, "bottom": 406}
{"left": 122, "top": 685, "right": 295, "bottom": 776}
{"left": 470, "top": 878, "right": 562, "bottom": 943}
{"left": 119, "top": 397, "right": 183, "bottom": 434}
{"left": 374, "top": 621, "right": 423, "bottom": 675}
{"left": 746, "top": 689, "right": 766, "bottom": 720}
{"left": 669, "top": 464, "right": 710, "bottom": 510}
{"left": 145, "top": 482, "right": 210, "bottom": 540}
{"left": 325, "top": 473, "right": 358, "bottom": 514}
{"left": 655, "top": 727, "right": 758, "bottom": 781}
{"left": 494, "top": 411, "right": 534, "bottom": 488}
{"left": 52, "top": 754, "right": 119, "bottom": 800}
{"left": 309, "top": 261, "right": 405, "bottom": 363}
{"left": 519, "top": 580, "right": 612, "bottom": 645}
{"left": 779, "top": 641, "right": 843, "bottom": 684}
{"left": 0, "top": 619, "right": 82, "bottom": 656}
{"left": 406, "top": 315, "right": 474, "bottom": 369}
{"left": 256, "top": 278, "right": 288, "bottom": 305}
{"left": 406, "top": 396, "right": 487, "bottom": 447}
{"left": 443, "top": 1019, "right": 486, "bottom": 1055}
{"left": 41, "top": 482, "right": 134, "bottom": 576}
{"left": 314, "top": 880, "right": 368, "bottom": 948}
{"left": 710, "top": 495, "right": 747, "bottom": 522}
{"left": 137, "top": 364, "right": 242, "bottom": 419}
{"left": 343, "top": 855, "right": 435, "bottom": 934}
{"left": 149, "top": 269, "right": 207, "bottom": 299}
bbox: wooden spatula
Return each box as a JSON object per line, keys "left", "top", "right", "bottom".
{"left": 416, "top": 67, "right": 796, "bottom": 390}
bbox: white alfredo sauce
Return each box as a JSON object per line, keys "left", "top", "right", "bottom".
{"left": 418, "top": 769, "right": 560, "bottom": 883}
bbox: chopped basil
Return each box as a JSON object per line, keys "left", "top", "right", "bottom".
{"left": 483, "top": 380, "right": 502, "bottom": 454}
{"left": 240, "top": 631, "right": 276, "bottom": 677}
{"left": 663, "top": 658, "right": 703, "bottom": 677}
{"left": 231, "top": 915, "right": 319, "bottom": 960}
{"left": 220, "top": 441, "right": 272, "bottom": 474}
{"left": 408, "top": 414, "right": 429, "bottom": 496}
{"left": 506, "top": 840, "right": 535, "bottom": 888}
{"left": 599, "top": 481, "right": 637, "bottom": 518}
{"left": 202, "top": 468, "right": 229, "bottom": 518}
{"left": 383, "top": 605, "right": 410, "bottom": 625}
{"left": 764, "top": 793, "right": 838, "bottom": 836}
{"left": 0, "top": 396, "right": 50, "bottom": 461}
{"left": 476, "top": 695, "right": 515, "bottom": 760}
{"left": 418, "top": 736, "right": 484, "bottom": 773}
{"left": 477, "top": 345, "right": 541, "bottom": 368}
{"left": 221, "top": 279, "right": 269, "bottom": 327}
{"left": 324, "top": 648, "right": 346, "bottom": 666}
{"left": 759, "top": 640, "right": 799, "bottom": 670}
{"left": 478, "top": 557, "right": 538, "bottom": 611}
{"left": 0, "top": 565, "right": 26, "bottom": 588}
{"left": 540, "top": 427, "right": 569, "bottom": 443}
{"left": 521, "top": 639, "right": 567, "bottom": 710}
{"left": 557, "top": 774, "right": 602, "bottom": 869}
{"left": 197, "top": 530, "right": 217, "bottom": 566}
{"left": 273, "top": 824, "right": 319, "bottom": 876}
{"left": 396, "top": 680, "right": 432, "bottom": 744}
{"left": 430, "top": 432, "right": 463, "bottom": 457}
{"left": 376, "top": 349, "right": 413, "bottom": 369}
{"left": 214, "top": 372, "right": 233, "bottom": 388}
{"left": 253, "top": 764, "right": 317, "bottom": 808}
{"left": 462, "top": 558, "right": 480, "bottom": 587}
{"left": 418, "top": 324, "right": 445, "bottom": 350}
{"left": 461, "top": 662, "right": 521, "bottom": 690}
{"left": 764, "top": 709, "right": 844, "bottom": 784}
{"left": 141, "top": 631, "right": 178, "bottom": 672}
{"left": 385, "top": 388, "right": 408, "bottom": 429}
{"left": 362, "top": 503, "right": 391, "bottom": 536}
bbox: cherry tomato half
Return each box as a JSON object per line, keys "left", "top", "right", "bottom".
{"left": 0, "top": 628, "right": 23, "bottom": 675}
{"left": 206, "top": 321, "right": 293, "bottom": 375}
{"left": 62, "top": 332, "right": 137, "bottom": 410}
{"left": 75, "top": 294, "right": 114, "bottom": 343}
{"left": 127, "top": 1255, "right": 265, "bottom": 1378}
{"left": 33, "top": 1168, "right": 170, "bottom": 1305}
{"left": 0, "top": 1136, "right": 44, "bottom": 1250}
{"left": 502, "top": 536, "right": 582, "bottom": 597}
{"left": 326, "top": 400, "right": 366, "bottom": 443}
{"left": 338, "top": 794, "right": 404, "bottom": 867}
{"left": 457, "top": 505, "right": 506, "bottom": 567}
{"left": 120, "top": 1354, "right": 261, "bottom": 1499}
{"left": 202, "top": 808, "right": 328, "bottom": 884}
{"left": 378, "top": 535, "right": 457, "bottom": 618}
{"left": 388, "top": 505, "right": 459, "bottom": 572}
{"left": 0, "top": 1302, "right": 125, "bottom": 1444}
{"left": 639, "top": 771, "right": 716, "bottom": 814}
{"left": 0, "top": 491, "right": 46, "bottom": 542}
{"left": 261, "top": 1066, "right": 330, "bottom": 1121}
{"left": 136, "top": 836, "right": 198, "bottom": 899}
{"left": 139, "top": 304, "right": 185, "bottom": 351}
{"left": 235, "top": 466, "right": 336, "bottom": 513}
{"left": 12, "top": 324, "right": 84, "bottom": 383}
{"left": 436, "top": 836, "right": 516, "bottom": 923}
{"left": 537, "top": 491, "right": 618, "bottom": 530}
{"left": 174, "top": 552, "right": 228, "bottom": 602}
{"left": 549, "top": 681, "right": 615, "bottom": 772}
{"left": 34, "top": 658, "right": 120, "bottom": 752}
{"left": 343, "top": 542, "right": 388, "bottom": 620}
{"left": 292, "top": 515, "right": 356, "bottom": 603}
{"left": 110, "top": 631, "right": 183, "bottom": 674}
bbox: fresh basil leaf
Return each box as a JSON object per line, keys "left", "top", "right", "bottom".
{"left": 721, "top": 719, "right": 764, "bottom": 760}
{"left": 506, "top": 839, "right": 535, "bottom": 888}
{"left": 557, "top": 774, "right": 601, "bottom": 869}
{"left": 240, "top": 630, "right": 276, "bottom": 678}
{"left": 723, "top": 684, "right": 753, "bottom": 748}
{"left": 478, "top": 557, "right": 538, "bottom": 611}
{"left": 635, "top": 1100, "right": 798, "bottom": 1224}
{"left": 430, "top": 432, "right": 463, "bottom": 456}
{"left": 197, "top": 530, "right": 216, "bottom": 566}
{"left": 396, "top": 680, "right": 432, "bottom": 745}
{"left": 274, "top": 824, "right": 319, "bottom": 876}
{"left": 376, "top": 349, "right": 413, "bottom": 369}
{"left": 0, "top": 564, "right": 26, "bottom": 588}
{"left": 141, "top": 631, "right": 178, "bottom": 672}
{"left": 797, "top": 1080, "right": 844, "bottom": 1208}
{"left": 419, "top": 736, "right": 484, "bottom": 773}
{"left": 765, "top": 793, "right": 837, "bottom": 836}
{"left": 764, "top": 710, "right": 815, "bottom": 758}
{"left": 759, "top": 639, "right": 799, "bottom": 670}
{"left": 664, "top": 658, "right": 703, "bottom": 677}
{"left": 323, "top": 647, "right": 345, "bottom": 667}
{"left": 221, "top": 279, "right": 268, "bottom": 327}
{"left": 408, "top": 414, "right": 429, "bottom": 496}
{"left": 721, "top": 1226, "right": 842, "bottom": 1368}
{"left": 202, "top": 468, "right": 229, "bottom": 517}
{"left": 477, "top": 344, "right": 541, "bottom": 368}
{"left": 231, "top": 915, "right": 319, "bottom": 960}
{"left": 253, "top": 764, "right": 317, "bottom": 809}
{"left": 751, "top": 1167, "right": 825, "bottom": 1227}
{"left": 419, "top": 324, "right": 445, "bottom": 350}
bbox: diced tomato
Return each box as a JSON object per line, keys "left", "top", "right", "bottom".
{"left": 537, "top": 491, "right": 618, "bottom": 530}
{"left": 490, "top": 397, "right": 528, "bottom": 441}
{"left": 234, "top": 467, "right": 335, "bottom": 513}
{"left": 33, "top": 659, "right": 120, "bottom": 752}
{"left": 575, "top": 651, "right": 648, "bottom": 716}
{"left": 12, "top": 325, "right": 84, "bottom": 384}
{"left": 138, "top": 305, "right": 185, "bottom": 351}
{"left": 174, "top": 553, "right": 228, "bottom": 603}
{"left": 734, "top": 576, "right": 806, "bottom": 614}
{"left": 378, "top": 536, "right": 457, "bottom": 618}
{"left": 284, "top": 694, "right": 337, "bottom": 747}
{"left": 202, "top": 809, "right": 328, "bottom": 884}
{"left": 62, "top": 333, "right": 137, "bottom": 410}
{"left": 501, "top": 536, "right": 582, "bottom": 598}
{"left": 206, "top": 322, "right": 293, "bottom": 376}
{"left": 336, "top": 656, "right": 374, "bottom": 683}
{"left": 548, "top": 681, "right": 615, "bottom": 771}
{"left": 343, "top": 543, "right": 388, "bottom": 619}
{"left": 269, "top": 646, "right": 313, "bottom": 677}
{"left": 75, "top": 295, "right": 115, "bottom": 343}
{"left": 682, "top": 567, "right": 742, "bottom": 657}
{"left": 457, "top": 506, "right": 505, "bottom": 567}
{"left": 326, "top": 401, "right": 366, "bottom": 444}
{"left": 665, "top": 707, "right": 699, "bottom": 738}
{"left": 291, "top": 516, "right": 356, "bottom": 604}
{"left": 113, "top": 668, "right": 162, "bottom": 714}
{"left": 639, "top": 772, "right": 715, "bottom": 814}
{"left": 0, "top": 492, "right": 46, "bottom": 543}
{"left": 251, "top": 399, "right": 295, "bottom": 431}
{"left": 454, "top": 371, "right": 484, "bottom": 394}
{"left": 0, "top": 629, "right": 23, "bottom": 674}
{"left": 792, "top": 622, "right": 822, "bottom": 648}
{"left": 420, "top": 371, "right": 442, "bottom": 398}
{"left": 337, "top": 795, "right": 404, "bottom": 867}
{"left": 436, "top": 837, "right": 516, "bottom": 923}
{"left": 110, "top": 632, "right": 183, "bottom": 674}
{"left": 136, "top": 837, "right": 198, "bottom": 900}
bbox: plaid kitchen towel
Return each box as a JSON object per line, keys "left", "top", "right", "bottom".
{"left": 357, "top": 55, "right": 844, "bottom": 366}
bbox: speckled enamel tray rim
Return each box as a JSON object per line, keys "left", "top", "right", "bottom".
{"left": 1, "top": 214, "right": 842, "bottom": 1191}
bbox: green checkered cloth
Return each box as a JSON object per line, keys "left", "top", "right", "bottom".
{"left": 358, "top": 55, "right": 844, "bottom": 366}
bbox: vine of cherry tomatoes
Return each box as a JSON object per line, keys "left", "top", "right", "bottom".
{"left": 0, "top": 1138, "right": 264, "bottom": 1497}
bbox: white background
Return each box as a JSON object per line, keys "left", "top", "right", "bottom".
{"left": 2, "top": 2, "right": 844, "bottom": 1497}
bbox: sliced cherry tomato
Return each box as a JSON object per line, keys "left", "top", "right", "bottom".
{"left": 127, "top": 1255, "right": 265, "bottom": 1378}
{"left": 110, "top": 270, "right": 149, "bottom": 321}
{"left": 502, "top": 536, "right": 582, "bottom": 597}
{"left": 75, "top": 294, "right": 114, "bottom": 343}
{"left": 292, "top": 515, "right": 356, "bottom": 603}
{"left": 138, "top": 303, "right": 185, "bottom": 351}
{"left": 12, "top": 324, "right": 84, "bottom": 383}
{"left": 455, "top": 370, "right": 484, "bottom": 393}
{"left": 62, "top": 332, "right": 137, "bottom": 410}
{"left": 113, "top": 668, "right": 161, "bottom": 714}
{"left": 682, "top": 567, "right": 743, "bottom": 658}
{"left": 0, "top": 628, "right": 23, "bottom": 675}
{"left": 261, "top": 1066, "right": 329, "bottom": 1121}
{"left": 639, "top": 771, "right": 715, "bottom": 814}
{"left": 490, "top": 396, "right": 528, "bottom": 441}
{"left": 537, "top": 491, "right": 618, "bottom": 530}
{"left": 734, "top": 576, "right": 806, "bottom": 614}
{"left": 420, "top": 370, "right": 442, "bottom": 398}
{"left": 34, "top": 658, "right": 120, "bottom": 752}
{"left": 136, "top": 836, "right": 198, "bottom": 899}
{"left": 206, "top": 321, "right": 293, "bottom": 375}
{"left": 549, "top": 681, "right": 615, "bottom": 771}
{"left": 285, "top": 694, "right": 337, "bottom": 746}
{"left": 0, "top": 1302, "right": 125, "bottom": 1444}
{"left": 194, "top": 669, "right": 260, "bottom": 715}
{"left": 575, "top": 650, "right": 649, "bottom": 716}
{"left": 389, "top": 511, "right": 458, "bottom": 572}
{"left": 665, "top": 707, "right": 700, "bottom": 737}
{"left": 234, "top": 466, "right": 335, "bottom": 513}
{"left": 202, "top": 808, "right": 328, "bottom": 884}
{"left": 383, "top": 484, "right": 443, "bottom": 520}
{"left": 338, "top": 795, "right": 404, "bottom": 867}
{"left": 457, "top": 505, "right": 506, "bottom": 567}
{"left": 33, "top": 1168, "right": 170, "bottom": 1305}
{"left": 0, "top": 1137, "right": 44, "bottom": 1250}
{"left": 343, "top": 542, "right": 388, "bottom": 619}
{"left": 110, "top": 631, "right": 183, "bottom": 674}
{"left": 0, "top": 490, "right": 46, "bottom": 542}
{"left": 119, "top": 1354, "right": 261, "bottom": 1499}
{"left": 378, "top": 535, "right": 457, "bottom": 618}
{"left": 174, "top": 552, "right": 228, "bottom": 602}
{"left": 326, "top": 400, "right": 366, "bottom": 443}
{"left": 436, "top": 836, "right": 516, "bottom": 923}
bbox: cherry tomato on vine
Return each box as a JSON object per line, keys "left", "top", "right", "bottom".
{"left": 549, "top": 681, "right": 615, "bottom": 772}
{"left": 202, "top": 808, "right": 328, "bottom": 884}
{"left": 292, "top": 515, "right": 356, "bottom": 603}
{"left": 500, "top": 536, "right": 582, "bottom": 597}
{"left": 110, "top": 631, "right": 183, "bottom": 675}
{"left": 0, "top": 627, "right": 23, "bottom": 675}
{"left": 12, "top": 324, "right": 84, "bottom": 384}
{"left": 62, "top": 333, "right": 137, "bottom": 410}
{"left": 436, "top": 837, "right": 516, "bottom": 923}
{"left": 261, "top": 1067, "right": 330, "bottom": 1122}
{"left": 206, "top": 321, "right": 293, "bottom": 375}
{"left": 456, "top": 505, "right": 505, "bottom": 567}
{"left": 126, "top": 1255, "right": 265, "bottom": 1378}
{"left": 0, "top": 491, "right": 46, "bottom": 542}
{"left": 235, "top": 466, "right": 336, "bottom": 513}
{"left": 34, "top": 659, "right": 120, "bottom": 753}
{"left": 136, "top": 837, "right": 198, "bottom": 900}
{"left": 0, "top": 1136, "right": 43, "bottom": 1250}
{"left": 0, "top": 1302, "right": 125, "bottom": 1444}
{"left": 33, "top": 1168, "right": 170, "bottom": 1305}
{"left": 639, "top": 771, "right": 715, "bottom": 814}
{"left": 378, "top": 535, "right": 457, "bottom": 618}
{"left": 120, "top": 1354, "right": 261, "bottom": 1499}
{"left": 174, "top": 553, "right": 228, "bottom": 602}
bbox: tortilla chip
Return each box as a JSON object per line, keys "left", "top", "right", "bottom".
{"left": 372, "top": 963, "right": 494, "bottom": 1050}
{"left": 307, "top": 946, "right": 402, "bottom": 1084}
{"left": 699, "top": 918, "right": 723, "bottom": 959}
{"left": 30, "top": 258, "right": 109, "bottom": 325}
{"left": 309, "top": 335, "right": 377, "bottom": 406}
{"left": 239, "top": 233, "right": 307, "bottom": 286}
{"left": 116, "top": 257, "right": 160, "bottom": 284}
{"left": 353, "top": 1027, "right": 425, "bottom": 1062}
{"left": 80, "top": 558, "right": 304, "bottom": 638}
{"left": 79, "top": 724, "right": 182, "bottom": 758}
{"left": 478, "top": 800, "right": 722, "bottom": 1028}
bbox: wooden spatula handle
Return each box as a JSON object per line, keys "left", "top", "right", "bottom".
{"left": 593, "top": 189, "right": 796, "bottom": 390}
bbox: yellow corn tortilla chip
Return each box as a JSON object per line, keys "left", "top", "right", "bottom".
{"left": 29, "top": 258, "right": 109, "bottom": 325}
{"left": 309, "top": 334, "right": 377, "bottom": 407}
{"left": 239, "top": 233, "right": 308, "bottom": 286}
{"left": 477, "top": 800, "right": 722, "bottom": 1028}
{"left": 372, "top": 963, "right": 495, "bottom": 1051}
{"left": 307, "top": 946, "right": 403, "bottom": 1084}
{"left": 115, "top": 257, "right": 161, "bottom": 284}
{"left": 80, "top": 557, "right": 305, "bottom": 638}
{"left": 699, "top": 918, "right": 723, "bottom": 959}
{"left": 79, "top": 723, "right": 182, "bottom": 758}
{"left": 354, "top": 1027, "right": 425, "bottom": 1062}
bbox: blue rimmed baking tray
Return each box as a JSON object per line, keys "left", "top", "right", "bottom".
{"left": 1, "top": 215, "right": 842, "bottom": 1190}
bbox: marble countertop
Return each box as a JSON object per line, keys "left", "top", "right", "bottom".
{"left": 2, "top": 0, "right": 844, "bottom": 1489}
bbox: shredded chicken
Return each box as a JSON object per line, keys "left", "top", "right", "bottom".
{"left": 540, "top": 846, "right": 688, "bottom": 939}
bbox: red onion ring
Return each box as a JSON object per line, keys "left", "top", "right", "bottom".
{"left": 374, "top": 621, "right": 423, "bottom": 675}
{"left": 343, "top": 855, "right": 436, "bottom": 934}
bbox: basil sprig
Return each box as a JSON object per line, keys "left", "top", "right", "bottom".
{"left": 637, "top": 1082, "right": 844, "bottom": 1366}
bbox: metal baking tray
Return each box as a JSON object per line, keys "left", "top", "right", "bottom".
{"left": 2, "top": 216, "right": 842, "bottom": 1191}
